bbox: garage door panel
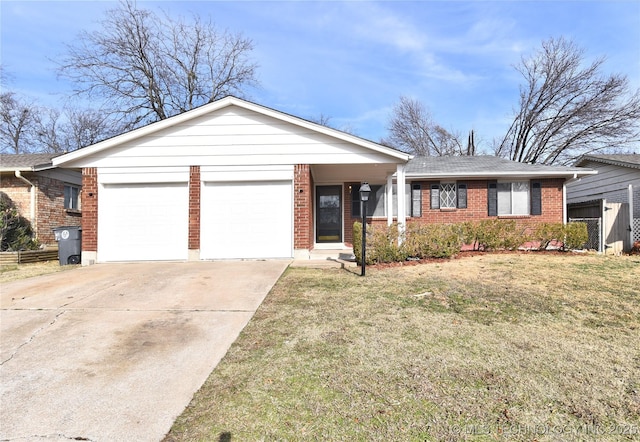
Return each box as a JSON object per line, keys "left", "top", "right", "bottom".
{"left": 201, "top": 181, "right": 292, "bottom": 259}
{"left": 99, "top": 183, "right": 188, "bottom": 262}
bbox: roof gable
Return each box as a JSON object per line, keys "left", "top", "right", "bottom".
{"left": 53, "top": 97, "right": 409, "bottom": 167}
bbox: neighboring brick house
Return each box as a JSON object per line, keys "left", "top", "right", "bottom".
{"left": 51, "top": 97, "right": 594, "bottom": 265}
{"left": 0, "top": 153, "right": 82, "bottom": 245}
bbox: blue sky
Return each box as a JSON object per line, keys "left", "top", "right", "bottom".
{"left": 1, "top": 0, "right": 639, "bottom": 150}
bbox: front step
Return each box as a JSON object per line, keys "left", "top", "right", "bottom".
{"left": 308, "top": 249, "right": 355, "bottom": 261}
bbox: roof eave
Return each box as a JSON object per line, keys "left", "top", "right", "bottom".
{"left": 404, "top": 170, "right": 598, "bottom": 179}
{"left": 576, "top": 155, "right": 640, "bottom": 170}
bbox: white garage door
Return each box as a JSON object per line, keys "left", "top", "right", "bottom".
{"left": 99, "top": 183, "right": 189, "bottom": 261}
{"left": 201, "top": 181, "right": 292, "bottom": 259}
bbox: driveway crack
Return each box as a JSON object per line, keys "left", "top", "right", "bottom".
{"left": 0, "top": 310, "right": 67, "bottom": 366}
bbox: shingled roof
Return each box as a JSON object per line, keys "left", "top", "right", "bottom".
{"left": 575, "top": 154, "right": 640, "bottom": 169}
{"left": 405, "top": 155, "right": 594, "bottom": 179}
{"left": 0, "top": 153, "right": 59, "bottom": 171}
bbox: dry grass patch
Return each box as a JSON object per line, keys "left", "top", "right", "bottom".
{"left": 166, "top": 253, "right": 640, "bottom": 441}
{"left": 0, "top": 260, "right": 72, "bottom": 283}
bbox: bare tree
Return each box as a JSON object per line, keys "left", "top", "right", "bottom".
{"left": 58, "top": 0, "right": 258, "bottom": 128}
{"left": 383, "top": 96, "right": 464, "bottom": 156}
{"left": 497, "top": 37, "right": 640, "bottom": 165}
{"left": 35, "top": 106, "right": 119, "bottom": 153}
{"left": 0, "top": 92, "right": 37, "bottom": 154}
{"left": 34, "top": 107, "right": 63, "bottom": 153}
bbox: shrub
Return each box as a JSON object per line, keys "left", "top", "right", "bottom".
{"left": 353, "top": 222, "right": 405, "bottom": 264}
{"left": 473, "top": 219, "right": 525, "bottom": 251}
{"left": 403, "top": 223, "right": 461, "bottom": 259}
{"left": 563, "top": 222, "right": 589, "bottom": 250}
{"left": 0, "top": 192, "right": 39, "bottom": 252}
{"left": 529, "top": 222, "right": 565, "bottom": 250}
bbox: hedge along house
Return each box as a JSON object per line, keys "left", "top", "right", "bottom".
{"left": 51, "top": 97, "right": 596, "bottom": 265}
{"left": 52, "top": 97, "right": 411, "bottom": 265}
{"left": 0, "top": 153, "right": 82, "bottom": 245}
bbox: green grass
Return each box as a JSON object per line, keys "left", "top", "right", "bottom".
{"left": 165, "top": 253, "right": 640, "bottom": 441}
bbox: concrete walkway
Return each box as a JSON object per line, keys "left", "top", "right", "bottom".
{"left": 0, "top": 260, "right": 289, "bottom": 442}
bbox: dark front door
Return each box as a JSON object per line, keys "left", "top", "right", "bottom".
{"left": 316, "top": 185, "right": 342, "bottom": 243}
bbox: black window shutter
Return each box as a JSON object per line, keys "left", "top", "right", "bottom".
{"left": 430, "top": 183, "right": 440, "bottom": 209}
{"left": 457, "top": 183, "right": 467, "bottom": 209}
{"left": 488, "top": 181, "right": 497, "bottom": 216}
{"left": 351, "top": 186, "right": 361, "bottom": 218}
{"left": 531, "top": 181, "right": 542, "bottom": 216}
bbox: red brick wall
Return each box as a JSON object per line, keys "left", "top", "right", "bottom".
{"left": 81, "top": 168, "right": 98, "bottom": 252}
{"left": 1, "top": 173, "right": 81, "bottom": 244}
{"left": 1, "top": 174, "right": 31, "bottom": 219}
{"left": 344, "top": 183, "right": 355, "bottom": 246}
{"left": 294, "top": 165, "right": 313, "bottom": 249}
{"left": 345, "top": 178, "right": 566, "bottom": 234}
{"left": 188, "top": 166, "right": 201, "bottom": 250}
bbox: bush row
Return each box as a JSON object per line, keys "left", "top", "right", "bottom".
{"left": 353, "top": 220, "right": 589, "bottom": 264}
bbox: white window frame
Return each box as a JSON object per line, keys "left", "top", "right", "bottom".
{"left": 497, "top": 181, "right": 529, "bottom": 216}
{"left": 440, "top": 182, "right": 457, "bottom": 209}
{"left": 64, "top": 184, "right": 80, "bottom": 210}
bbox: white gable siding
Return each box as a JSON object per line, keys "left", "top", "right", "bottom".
{"left": 69, "top": 108, "right": 397, "bottom": 169}
{"left": 567, "top": 161, "right": 640, "bottom": 204}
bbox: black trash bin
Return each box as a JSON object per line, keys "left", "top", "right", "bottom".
{"left": 53, "top": 226, "right": 82, "bottom": 265}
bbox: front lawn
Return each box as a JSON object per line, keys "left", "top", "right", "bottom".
{"left": 165, "top": 253, "right": 640, "bottom": 441}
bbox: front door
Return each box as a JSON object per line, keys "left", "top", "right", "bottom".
{"left": 316, "top": 185, "right": 342, "bottom": 243}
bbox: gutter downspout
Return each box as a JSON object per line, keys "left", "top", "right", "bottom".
{"left": 14, "top": 170, "right": 36, "bottom": 231}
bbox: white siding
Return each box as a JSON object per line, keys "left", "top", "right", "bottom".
{"left": 67, "top": 108, "right": 398, "bottom": 168}
{"left": 566, "top": 161, "right": 640, "bottom": 204}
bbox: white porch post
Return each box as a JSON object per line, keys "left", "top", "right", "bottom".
{"left": 396, "top": 164, "right": 406, "bottom": 241}
{"left": 629, "top": 184, "right": 634, "bottom": 249}
{"left": 386, "top": 174, "right": 393, "bottom": 226}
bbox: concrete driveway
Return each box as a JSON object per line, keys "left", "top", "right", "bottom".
{"left": 0, "top": 260, "right": 289, "bottom": 442}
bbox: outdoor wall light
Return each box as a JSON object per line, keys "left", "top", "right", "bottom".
{"left": 359, "top": 182, "right": 371, "bottom": 276}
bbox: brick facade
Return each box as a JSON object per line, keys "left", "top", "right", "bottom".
{"left": 294, "top": 164, "right": 314, "bottom": 250}
{"left": 346, "top": 178, "right": 566, "bottom": 234}
{"left": 81, "top": 168, "right": 98, "bottom": 252}
{"left": 1, "top": 173, "right": 81, "bottom": 245}
{"left": 188, "top": 166, "right": 201, "bottom": 250}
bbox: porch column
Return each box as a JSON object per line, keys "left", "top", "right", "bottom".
{"left": 396, "top": 163, "right": 406, "bottom": 240}
{"left": 386, "top": 174, "right": 393, "bottom": 226}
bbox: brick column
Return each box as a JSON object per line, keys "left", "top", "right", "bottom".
{"left": 81, "top": 168, "right": 98, "bottom": 265}
{"left": 188, "top": 166, "right": 201, "bottom": 259}
{"left": 294, "top": 165, "right": 313, "bottom": 251}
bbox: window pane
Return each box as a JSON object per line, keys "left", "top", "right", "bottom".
{"left": 370, "top": 185, "right": 385, "bottom": 216}
{"left": 512, "top": 181, "right": 529, "bottom": 215}
{"left": 497, "top": 183, "right": 511, "bottom": 215}
{"left": 391, "top": 184, "right": 411, "bottom": 216}
{"left": 440, "top": 183, "right": 456, "bottom": 208}
{"left": 64, "top": 186, "right": 71, "bottom": 209}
